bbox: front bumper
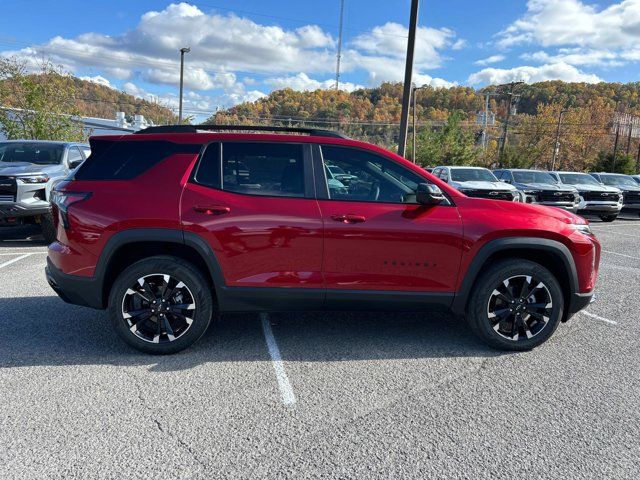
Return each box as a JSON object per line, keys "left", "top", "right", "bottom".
{"left": 565, "top": 291, "right": 594, "bottom": 321}
{"left": 0, "top": 201, "right": 51, "bottom": 219}
{"left": 622, "top": 203, "right": 640, "bottom": 211}
{"left": 578, "top": 201, "right": 622, "bottom": 214}
{"left": 45, "top": 257, "right": 104, "bottom": 309}
{"left": 537, "top": 202, "right": 579, "bottom": 213}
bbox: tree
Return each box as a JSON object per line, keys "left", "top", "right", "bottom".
{"left": 412, "top": 110, "right": 479, "bottom": 166}
{"left": 593, "top": 152, "right": 636, "bottom": 174}
{"left": 0, "top": 57, "right": 84, "bottom": 141}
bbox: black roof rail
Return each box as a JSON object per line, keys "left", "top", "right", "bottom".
{"left": 135, "top": 124, "right": 350, "bottom": 139}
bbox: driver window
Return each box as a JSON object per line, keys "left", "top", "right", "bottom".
{"left": 320, "top": 145, "right": 426, "bottom": 203}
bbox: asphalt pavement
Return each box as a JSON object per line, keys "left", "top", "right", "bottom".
{"left": 0, "top": 218, "right": 638, "bottom": 479}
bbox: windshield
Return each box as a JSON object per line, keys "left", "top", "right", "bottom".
{"left": 558, "top": 173, "right": 600, "bottom": 186}
{"left": 450, "top": 168, "right": 497, "bottom": 182}
{"left": 512, "top": 170, "right": 557, "bottom": 184}
{"left": 601, "top": 174, "right": 638, "bottom": 188}
{"left": 0, "top": 142, "right": 64, "bottom": 165}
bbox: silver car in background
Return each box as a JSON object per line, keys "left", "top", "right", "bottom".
{"left": 431, "top": 166, "right": 520, "bottom": 201}
{"left": 0, "top": 140, "right": 90, "bottom": 242}
{"left": 550, "top": 171, "right": 623, "bottom": 222}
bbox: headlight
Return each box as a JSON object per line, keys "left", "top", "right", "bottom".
{"left": 570, "top": 223, "right": 593, "bottom": 235}
{"left": 18, "top": 175, "right": 49, "bottom": 184}
{"left": 523, "top": 189, "right": 540, "bottom": 194}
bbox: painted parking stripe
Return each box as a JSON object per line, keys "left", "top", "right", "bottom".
{"left": 580, "top": 310, "right": 617, "bottom": 325}
{"left": 260, "top": 313, "right": 296, "bottom": 406}
{"left": 593, "top": 231, "right": 640, "bottom": 239}
{"left": 602, "top": 250, "right": 640, "bottom": 260}
{"left": 0, "top": 251, "right": 47, "bottom": 256}
{"left": 0, "top": 253, "right": 34, "bottom": 269}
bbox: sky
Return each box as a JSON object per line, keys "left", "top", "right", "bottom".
{"left": 1, "top": 0, "right": 639, "bottom": 120}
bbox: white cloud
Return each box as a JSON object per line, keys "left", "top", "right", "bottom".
{"left": 266, "top": 72, "right": 363, "bottom": 92}
{"left": 0, "top": 2, "right": 460, "bottom": 106}
{"left": 79, "top": 75, "right": 115, "bottom": 89}
{"left": 474, "top": 55, "right": 506, "bottom": 66}
{"left": 468, "top": 62, "right": 602, "bottom": 85}
{"left": 497, "top": 0, "right": 640, "bottom": 51}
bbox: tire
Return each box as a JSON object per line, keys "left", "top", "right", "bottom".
{"left": 107, "top": 256, "right": 213, "bottom": 354}
{"left": 466, "top": 259, "right": 564, "bottom": 351}
{"left": 598, "top": 214, "right": 618, "bottom": 222}
{"left": 40, "top": 211, "right": 57, "bottom": 244}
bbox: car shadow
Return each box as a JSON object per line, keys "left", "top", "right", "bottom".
{"left": 0, "top": 296, "right": 504, "bottom": 371}
{"left": 0, "top": 225, "right": 47, "bottom": 247}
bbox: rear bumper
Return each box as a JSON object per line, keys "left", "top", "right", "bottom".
{"left": 45, "top": 257, "right": 104, "bottom": 309}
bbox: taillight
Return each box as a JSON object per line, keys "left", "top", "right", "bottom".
{"left": 51, "top": 191, "right": 91, "bottom": 229}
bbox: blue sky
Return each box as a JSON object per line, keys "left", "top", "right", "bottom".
{"left": 1, "top": 0, "right": 638, "bottom": 119}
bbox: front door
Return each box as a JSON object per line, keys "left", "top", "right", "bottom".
{"left": 181, "top": 141, "right": 324, "bottom": 310}
{"left": 316, "top": 145, "right": 464, "bottom": 305}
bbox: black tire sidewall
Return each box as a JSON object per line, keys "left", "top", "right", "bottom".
{"left": 40, "top": 211, "right": 57, "bottom": 244}
{"left": 467, "top": 259, "right": 564, "bottom": 351}
{"left": 108, "top": 256, "right": 213, "bottom": 355}
{"left": 598, "top": 214, "right": 617, "bottom": 222}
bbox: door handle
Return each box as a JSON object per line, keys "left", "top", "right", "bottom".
{"left": 193, "top": 205, "right": 231, "bottom": 215}
{"left": 331, "top": 214, "right": 366, "bottom": 224}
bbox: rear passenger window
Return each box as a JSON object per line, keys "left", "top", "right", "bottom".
{"left": 220, "top": 142, "right": 305, "bottom": 197}
{"left": 75, "top": 140, "right": 200, "bottom": 180}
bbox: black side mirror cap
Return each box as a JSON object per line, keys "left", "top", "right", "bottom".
{"left": 416, "top": 183, "right": 445, "bottom": 205}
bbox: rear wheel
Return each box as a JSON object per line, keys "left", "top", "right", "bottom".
{"left": 466, "top": 259, "right": 564, "bottom": 351}
{"left": 598, "top": 214, "right": 618, "bottom": 222}
{"left": 108, "top": 256, "right": 213, "bottom": 354}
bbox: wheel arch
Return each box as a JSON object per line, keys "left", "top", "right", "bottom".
{"left": 97, "top": 229, "right": 225, "bottom": 308}
{"left": 451, "top": 237, "right": 578, "bottom": 319}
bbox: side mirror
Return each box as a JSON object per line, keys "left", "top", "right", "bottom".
{"left": 416, "top": 183, "right": 445, "bottom": 205}
{"left": 500, "top": 178, "right": 510, "bottom": 183}
{"left": 69, "top": 159, "right": 83, "bottom": 169}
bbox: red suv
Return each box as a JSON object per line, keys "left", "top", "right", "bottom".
{"left": 46, "top": 125, "right": 600, "bottom": 354}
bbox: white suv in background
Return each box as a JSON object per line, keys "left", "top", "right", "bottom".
{"left": 432, "top": 166, "right": 520, "bottom": 202}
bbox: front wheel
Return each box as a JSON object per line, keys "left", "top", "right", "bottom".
{"left": 466, "top": 259, "right": 564, "bottom": 351}
{"left": 107, "top": 256, "right": 213, "bottom": 354}
{"left": 598, "top": 214, "right": 618, "bottom": 222}
{"left": 40, "top": 211, "right": 57, "bottom": 244}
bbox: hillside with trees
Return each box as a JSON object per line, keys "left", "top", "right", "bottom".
{"left": 207, "top": 81, "right": 640, "bottom": 173}
{"left": 0, "top": 57, "right": 176, "bottom": 141}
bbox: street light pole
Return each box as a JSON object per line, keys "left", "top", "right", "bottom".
{"left": 178, "top": 47, "right": 191, "bottom": 123}
{"left": 397, "top": 0, "right": 420, "bottom": 158}
{"left": 412, "top": 85, "right": 426, "bottom": 163}
{"left": 551, "top": 109, "right": 567, "bottom": 171}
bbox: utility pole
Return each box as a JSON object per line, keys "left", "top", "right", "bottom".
{"left": 551, "top": 109, "right": 567, "bottom": 171}
{"left": 497, "top": 81, "right": 523, "bottom": 165}
{"left": 178, "top": 47, "right": 191, "bottom": 123}
{"left": 397, "top": 0, "right": 420, "bottom": 158}
{"left": 412, "top": 84, "right": 426, "bottom": 163}
{"left": 482, "top": 93, "right": 490, "bottom": 149}
{"left": 612, "top": 123, "right": 620, "bottom": 172}
{"left": 626, "top": 120, "right": 633, "bottom": 155}
{"left": 335, "top": 0, "right": 345, "bottom": 90}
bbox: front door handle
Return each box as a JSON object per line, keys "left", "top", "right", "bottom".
{"left": 331, "top": 214, "right": 366, "bottom": 224}
{"left": 193, "top": 205, "right": 231, "bottom": 215}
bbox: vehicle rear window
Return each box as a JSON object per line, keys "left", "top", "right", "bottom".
{"left": 75, "top": 140, "right": 201, "bottom": 180}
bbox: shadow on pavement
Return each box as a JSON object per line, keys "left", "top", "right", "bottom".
{"left": 0, "top": 225, "right": 47, "bottom": 248}
{"left": 0, "top": 296, "right": 502, "bottom": 371}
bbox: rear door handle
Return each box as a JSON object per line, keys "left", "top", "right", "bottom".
{"left": 193, "top": 205, "right": 231, "bottom": 215}
{"left": 331, "top": 214, "right": 366, "bottom": 224}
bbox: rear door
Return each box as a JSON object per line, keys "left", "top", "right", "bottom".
{"left": 314, "top": 144, "right": 464, "bottom": 306}
{"left": 180, "top": 141, "right": 324, "bottom": 310}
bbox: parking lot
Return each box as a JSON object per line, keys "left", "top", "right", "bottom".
{"left": 1, "top": 217, "right": 639, "bottom": 480}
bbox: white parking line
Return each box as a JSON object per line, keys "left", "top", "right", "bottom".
{"left": 260, "top": 313, "right": 296, "bottom": 406}
{"left": 594, "top": 231, "right": 640, "bottom": 239}
{"left": 580, "top": 310, "right": 618, "bottom": 325}
{"left": 0, "top": 253, "right": 34, "bottom": 269}
{"left": 602, "top": 250, "right": 640, "bottom": 260}
{"left": 0, "top": 251, "right": 47, "bottom": 256}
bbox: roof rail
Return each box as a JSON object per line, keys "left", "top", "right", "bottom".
{"left": 135, "top": 124, "right": 350, "bottom": 139}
